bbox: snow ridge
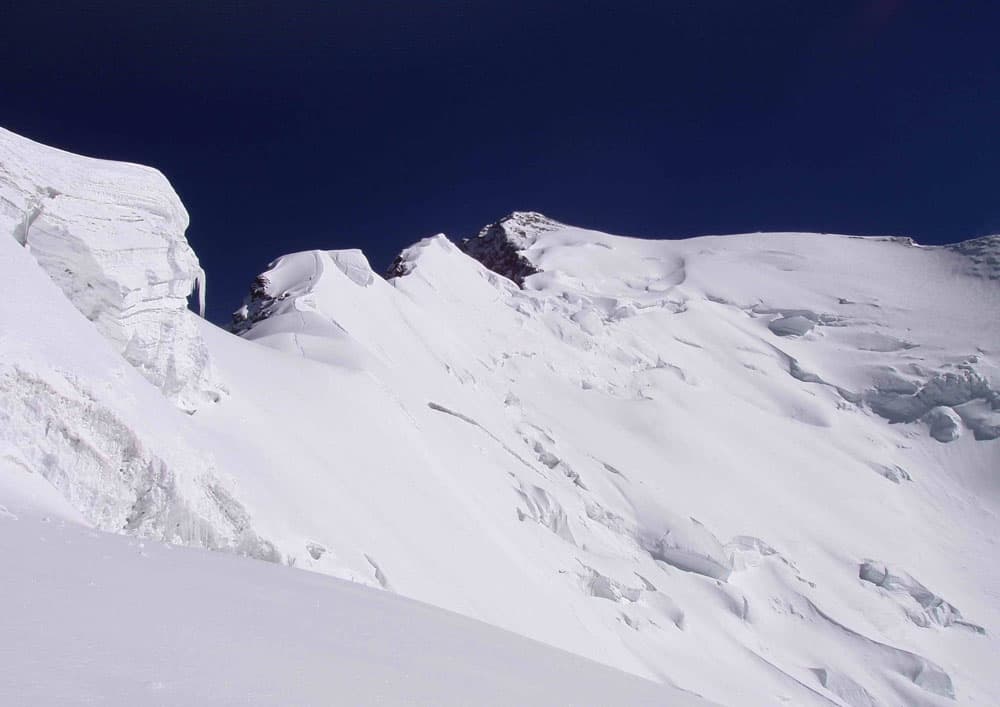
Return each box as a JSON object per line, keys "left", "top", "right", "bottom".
{"left": 229, "top": 215, "right": 998, "bottom": 705}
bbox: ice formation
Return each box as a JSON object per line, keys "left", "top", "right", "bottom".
{"left": 0, "top": 127, "right": 220, "bottom": 411}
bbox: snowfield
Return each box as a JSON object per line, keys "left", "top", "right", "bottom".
{"left": 0, "top": 476, "right": 700, "bottom": 707}
{"left": 1, "top": 126, "right": 998, "bottom": 706}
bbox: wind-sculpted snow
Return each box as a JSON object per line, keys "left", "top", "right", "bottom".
{"left": 223, "top": 212, "right": 998, "bottom": 705}
{"left": 0, "top": 128, "right": 219, "bottom": 411}
{"left": 859, "top": 561, "right": 986, "bottom": 634}
{"left": 866, "top": 368, "right": 1000, "bottom": 441}
{"left": 635, "top": 512, "right": 733, "bottom": 581}
{"left": 2, "top": 130, "right": 998, "bottom": 707}
{"left": 232, "top": 248, "right": 379, "bottom": 339}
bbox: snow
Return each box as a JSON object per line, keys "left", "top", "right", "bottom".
{"left": 858, "top": 560, "right": 985, "bottom": 634}
{"left": 219, "top": 213, "right": 998, "bottom": 705}
{"left": 0, "top": 234, "right": 273, "bottom": 559}
{"left": 0, "top": 487, "right": 701, "bottom": 707}
{"left": 1, "top": 130, "right": 999, "bottom": 706}
{"left": 0, "top": 127, "right": 219, "bottom": 411}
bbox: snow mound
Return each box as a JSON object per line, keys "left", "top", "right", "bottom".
{"left": 0, "top": 127, "right": 219, "bottom": 411}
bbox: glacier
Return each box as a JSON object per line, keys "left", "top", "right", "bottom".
{"left": 2, "top": 128, "right": 998, "bottom": 706}
{"left": 0, "top": 127, "right": 220, "bottom": 412}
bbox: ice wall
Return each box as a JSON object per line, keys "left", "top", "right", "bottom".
{"left": 0, "top": 127, "right": 219, "bottom": 411}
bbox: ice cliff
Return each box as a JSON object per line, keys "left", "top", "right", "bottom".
{"left": 0, "top": 127, "right": 219, "bottom": 411}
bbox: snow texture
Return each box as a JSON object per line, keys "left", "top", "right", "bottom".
{"left": 0, "top": 127, "right": 220, "bottom": 411}
{"left": 0, "top": 492, "right": 702, "bottom": 707}
{"left": 1, "top": 128, "right": 999, "bottom": 706}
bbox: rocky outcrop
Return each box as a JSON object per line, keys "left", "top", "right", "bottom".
{"left": 0, "top": 127, "right": 220, "bottom": 412}
{"left": 230, "top": 273, "right": 274, "bottom": 334}
{"left": 458, "top": 211, "right": 560, "bottom": 286}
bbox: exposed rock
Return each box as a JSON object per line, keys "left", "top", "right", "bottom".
{"left": 458, "top": 211, "right": 560, "bottom": 286}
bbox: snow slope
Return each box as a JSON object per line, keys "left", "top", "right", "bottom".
{"left": 224, "top": 214, "right": 999, "bottom": 706}
{"left": 0, "top": 477, "right": 700, "bottom": 707}
{"left": 2, "top": 128, "right": 998, "bottom": 706}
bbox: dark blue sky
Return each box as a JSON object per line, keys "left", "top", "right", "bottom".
{"left": 3, "top": 2, "right": 998, "bottom": 323}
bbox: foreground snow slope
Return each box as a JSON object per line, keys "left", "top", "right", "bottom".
{"left": 2, "top": 129, "right": 998, "bottom": 706}
{"left": 0, "top": 482, "right": 702, "bottom": 707}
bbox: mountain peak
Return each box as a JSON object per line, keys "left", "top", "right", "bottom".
{"left": 458, "top": 211, "right": 563, "bottom": 286}
{"left": 491, "top": 211, "right": 564, "bottom": 246}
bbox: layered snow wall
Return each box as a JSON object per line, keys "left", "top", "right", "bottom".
{"left": 0, "top": 127, "right": 219, "bottom": 411}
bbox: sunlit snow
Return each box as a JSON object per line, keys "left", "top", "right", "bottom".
{"left": 1, "top": 127, "right": 998, "bottom": 706}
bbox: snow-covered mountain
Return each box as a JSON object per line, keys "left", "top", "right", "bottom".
{"left": 2, "top": 127, "right": 998, "bottom": 706}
